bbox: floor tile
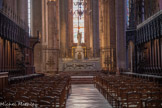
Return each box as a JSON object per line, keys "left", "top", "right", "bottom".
{"left": 66, "top": 84, "right": 112, "bottom": 108}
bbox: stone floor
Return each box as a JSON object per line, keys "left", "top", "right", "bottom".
{"left": 66, "top": 84, "right": 112, "bottom": 108}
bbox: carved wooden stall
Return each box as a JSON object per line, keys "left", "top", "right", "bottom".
{"left": 0, "top": 6, "right": 37, "bottom": 77}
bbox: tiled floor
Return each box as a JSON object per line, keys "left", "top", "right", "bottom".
{"left": 66, "top": 84, "right": 112, "bottom": 108}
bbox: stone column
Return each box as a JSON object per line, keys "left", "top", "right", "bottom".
{"left": 67, "top": 0, "right": 73, "bottom": 55}
{"left": 84, "top": 0, "right": 90, "bottom": 58}
{"left": 46, "top": 1, "right": 58, "bottom": 75}
{"left": 92, "top": 0, "right": 100, "bottom": 57}
{"left": 48, "top": 1, "right": 57, "bottom": 49}
{"left": 160, "top": 0, "right": 162, "bottom": 10}
{"left": 32, "top": 0, "right": 42, "bottom": 73}
{"left": 59, "top": 0, "right": 68, "bottom": 57}
{"left": 89, "top": 0, "right": 93, "bottom": 58}
{"left": 13, "top": 0, "right": 17, "bottom": 17}
{"left": 99, "top": 0, "right": 116, "bottom": 71}
{"left": 115, "top": 0, "right": 126, "bottom": 74}
{"left": 86, "top": 0, "right": 99, "bottom": 58}
{"left": 42, "top": 0, "right": 46, "bottom": 44}
{"left": 31, "top": 0, "right": 42, "bottom": 37}
{"left": 17, "top": 0, "right": 28, "bottom": 27}
{"left": 99, "top": 0, "right": 106, "bottom": 69}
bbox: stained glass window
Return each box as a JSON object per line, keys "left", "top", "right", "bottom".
{"left": 127, "top": 0, "right": 130, "bottom": 26}
{"left": 0, "top": 0, "right": 2, "bottom": 9}
{"left": 28, "top": 0, "right": 31, "bottom": 35}
{"left": 73, "top": 0, "right": 84, "bottom": 43}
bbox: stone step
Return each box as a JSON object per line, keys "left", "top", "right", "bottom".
{"left": 71, "top": 78, "right": 93, "bottom": 80}
{"left": 71, "top": 76, "right": 94, "bottom": 84}
{"left": 72, "top": 82, "right": 94, "bottom": 84}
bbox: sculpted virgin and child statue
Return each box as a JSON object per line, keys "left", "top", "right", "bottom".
{"left": 77, "top": 32, "right": 82, "bottom": 46}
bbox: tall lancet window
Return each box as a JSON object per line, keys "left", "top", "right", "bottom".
{"left": 28, "top": 0, "right": 31, "bottom": 35}
{"left": 126, "top": 0, "right": 130, "bottom": 27}
{"left": 73, "top": 0, "right": 85, "bottom": 43}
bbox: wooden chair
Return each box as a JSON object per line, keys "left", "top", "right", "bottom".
{"left": 144, "top": 99, "right": 162, "bottom": 108}
{"left": 122, "top": 92, "right": 142, "bottom": 108}
{"left": 38, "top": 96, "right": 56, "bottom": 108}
{"left": 1, "top": 75, "right": 70, "bottom": 108}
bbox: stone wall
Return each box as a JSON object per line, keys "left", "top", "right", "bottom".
{"left": 160, "top": 0, "right": 162, "bottom": 10}
{"left": 32, "top": 0, "right": 59, "bottom": 75}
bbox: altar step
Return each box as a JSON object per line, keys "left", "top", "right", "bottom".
{"left": 71, "top": 76, "right": 94, "bottom": 84}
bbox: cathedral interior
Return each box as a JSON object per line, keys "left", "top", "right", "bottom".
{"left": 0, "top": 0, "right": 162, "bottom": 108}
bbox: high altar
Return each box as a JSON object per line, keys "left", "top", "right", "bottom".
{"left": 59, "top": 32, "right": 101, "bottom": 72}
{"left": 59, "top": 0, "right": 101, "bottom": 72}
